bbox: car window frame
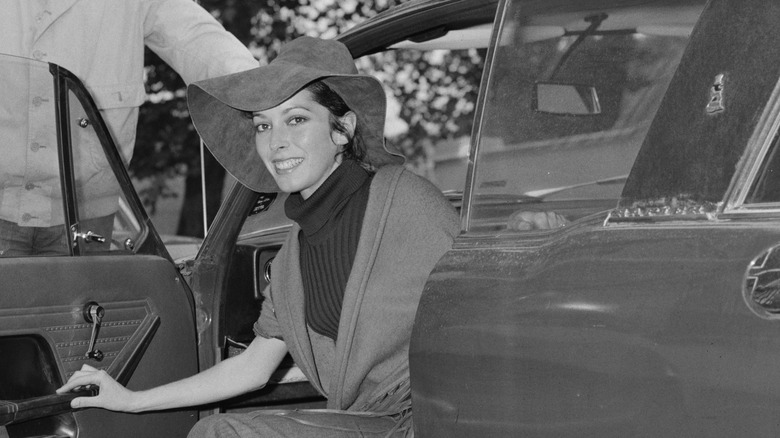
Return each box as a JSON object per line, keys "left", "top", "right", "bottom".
{"left": 722, "top": 78, "right": 780, "bottom": 216}
{"left": 48, "top": 62, "right": 168, "bottom": 258}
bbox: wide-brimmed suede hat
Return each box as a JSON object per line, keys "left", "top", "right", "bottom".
{"left": 187, "top": 36, "right": 404, "bottom": 192}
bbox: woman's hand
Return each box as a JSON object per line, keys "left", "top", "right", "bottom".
{"left": 56, "top": 364, "right": 137, "bottom": 412}
{"left": 54, "top": 336, "right": 288, "bottom": 413}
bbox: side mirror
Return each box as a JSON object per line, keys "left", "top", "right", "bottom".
{"left": 533, "top": 82, "right": 601, "bottom": 115}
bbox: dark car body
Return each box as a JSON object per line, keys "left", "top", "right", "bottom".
{"left": 410, "top": 0, "right": 780, "bottom": 436}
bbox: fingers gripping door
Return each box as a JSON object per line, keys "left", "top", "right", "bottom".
{"left": 0, "top": 255, "right": 198, "bottom": 437}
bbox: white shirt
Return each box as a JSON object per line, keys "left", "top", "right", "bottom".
{"left": 0, "top": 0, "right": 258, "bottom": 226}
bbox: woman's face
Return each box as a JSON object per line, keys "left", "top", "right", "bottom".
{"left": 252, "top": 89, "right": 354, "bottom": 199}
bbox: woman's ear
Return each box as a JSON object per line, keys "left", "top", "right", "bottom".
{"left": 332, "top": 111, "right": 357, "bottom": 146}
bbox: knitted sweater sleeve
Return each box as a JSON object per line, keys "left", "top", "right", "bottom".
{"left": 253, "top": 284, "right": 284, "bottom": 340}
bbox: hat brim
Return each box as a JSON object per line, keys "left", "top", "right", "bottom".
{"left": 187, "top": 63, "right": 403, "bottom": 193}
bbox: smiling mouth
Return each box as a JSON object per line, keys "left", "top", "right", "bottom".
{"left": 274, "top": 158, "right": 303, "bottom": 172}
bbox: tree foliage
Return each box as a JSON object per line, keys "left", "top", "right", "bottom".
{"left": 131, "top": 0, "right": 483, "bottom": 236}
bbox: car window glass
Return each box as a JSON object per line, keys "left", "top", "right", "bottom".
{"left": 467, "top": 0, "right": 694, "bottom": 234}
{"left": 361, "top": 44, "right": 485, "bottom": 194}
{"left": 746, "top": 131, "right": 780, "bottom": 205}
{"left": 0, "top": 55, "right": 70, "bottom": 257}
{"left": 68, "top": 88, "right": 142, "bottom": 253}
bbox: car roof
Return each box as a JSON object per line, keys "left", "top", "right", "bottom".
{"left": 337, "top": 0, "right": 499, "bottom": 57}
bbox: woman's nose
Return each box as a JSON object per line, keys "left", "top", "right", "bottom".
{"left": 269, "top": 130, "right": 289, "bottom": 150}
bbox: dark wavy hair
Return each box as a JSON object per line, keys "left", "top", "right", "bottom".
{"left": 305, "top": 80, "right": 374, "bottom": 172}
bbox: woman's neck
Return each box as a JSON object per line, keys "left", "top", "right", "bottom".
{"left": 284, "top": 160, "right": 370, "bottom": 238}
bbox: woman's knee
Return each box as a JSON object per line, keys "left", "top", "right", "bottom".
{"left": 188, "top": 414, "right": 246, "bottom": 438}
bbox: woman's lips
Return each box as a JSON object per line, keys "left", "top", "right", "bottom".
{"left": 273, "top": 158, "right": 303, "bottom": 173}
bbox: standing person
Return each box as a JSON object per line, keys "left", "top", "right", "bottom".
{"left": 58, "top": 36, "right": 459, "bottom": 437}
{"left": 0, "top": 0, "right": 258, "bottom": 256}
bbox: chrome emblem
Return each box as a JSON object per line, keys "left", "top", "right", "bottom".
{"left": 249, "top": 192, "right": 277, "bottom": 216}
{"left": 744, "top": 245, "right": 780, "bottom": 319}
{"left": 705, "top": 73, "right": 725, "bottom": 114}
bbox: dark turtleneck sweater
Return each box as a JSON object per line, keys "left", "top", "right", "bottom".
{"left": 284, "top": 160, "right": 372, "bottom": 341}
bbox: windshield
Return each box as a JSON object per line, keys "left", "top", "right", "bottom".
{"left": 467, "top": 0, "right": 704, "bottom": 234}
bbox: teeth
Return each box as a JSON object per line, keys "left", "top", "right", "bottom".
{"left": 275, "top": 158, "right": 303, "bottom": 170}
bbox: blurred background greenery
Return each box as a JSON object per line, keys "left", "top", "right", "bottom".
{"left": 132, "top": 0, "right": 483, "bottom": 237}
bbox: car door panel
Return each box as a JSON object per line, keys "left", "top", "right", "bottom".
{"left": 0, "top": 52, "right": 203, "bottom": 436}
{"left": 0, "top": 256, "right": 198, "bottom": 436}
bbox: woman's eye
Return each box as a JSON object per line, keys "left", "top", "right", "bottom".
{"left": 288, "top": 116, "right": 307, "bottom": 126}
{"left": 255, "top": 123, "right": 270, "bottom": 133}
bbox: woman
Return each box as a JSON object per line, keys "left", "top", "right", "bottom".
{"left": 58, "top": 36, "right": 459, "bottom": 437}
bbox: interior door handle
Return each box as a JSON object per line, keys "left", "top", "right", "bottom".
{"left": 0, "top": 387, "right": 98, "bottom": 426}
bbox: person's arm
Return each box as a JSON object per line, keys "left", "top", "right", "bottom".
{"left": 142, "top": 0, "right": 258, "bottom": 83}
{"left": 507, "top": 210, "right": 569, "bottom": 231}
{"left": 56, "top": 335, "right": 287, "bottom": 412}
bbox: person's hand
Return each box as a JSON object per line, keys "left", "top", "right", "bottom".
{"left": 56, "top": 364, "right": 136, "bottom": 411}
{"left": 507, "top": 210, "right": 569, "bottom": 231}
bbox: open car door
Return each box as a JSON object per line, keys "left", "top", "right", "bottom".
{"left": 0, "top": 55, "right": 199, "bottom": 437}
